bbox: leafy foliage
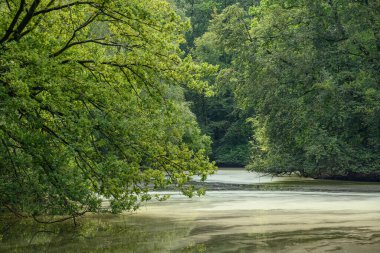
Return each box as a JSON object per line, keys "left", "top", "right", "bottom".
{"left": 0, "top": 0, "right": 217, "bottom": 220}
{"left": 173, "top": 1, "right": 255, "bottom": 166}
{"left": 172, "top": 0, "right": 257, "bottom": 50}
{"left": 210, "top": 0, "right": 380, "bottom": 179}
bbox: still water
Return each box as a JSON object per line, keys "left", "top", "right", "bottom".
{"left": 1, "top": 168, "right": 380, "bottom": 252}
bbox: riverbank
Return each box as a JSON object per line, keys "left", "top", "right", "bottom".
{"left": 190, "top": 168, "right": 380, "bottom": 193}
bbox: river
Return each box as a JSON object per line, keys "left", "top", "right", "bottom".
{"left": 1, "top": 168, "right": 380, "bottom": 252}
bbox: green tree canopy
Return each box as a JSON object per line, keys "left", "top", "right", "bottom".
{"left": 0, "top": 0, "right": 216, "bottom": 222}
{"left": 212, "top": 0, "right": 380, "bottom": 179}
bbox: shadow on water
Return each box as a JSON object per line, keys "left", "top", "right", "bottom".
{"left": 1, "top": 214, "right": 380, "bottom": 253}
{"left": 0, "top": 214, "right": 192, "bottom": 253}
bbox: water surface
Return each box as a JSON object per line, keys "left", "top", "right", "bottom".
{"left": 1, "top": 168, "right": 380, "bottom": 252}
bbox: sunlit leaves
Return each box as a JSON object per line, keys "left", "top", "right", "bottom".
{"left": 0, "top": 0, "right": 216, "bottom": 219}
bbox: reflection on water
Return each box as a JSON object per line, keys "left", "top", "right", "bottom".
{"left": 0, "top": 214, "right": 192, "bottom": 253}
{"left": 1, "top": 168, "right": 380, "bottom": 253}
{"left": 2, "top": 212, "right": 380, "bottom": 253}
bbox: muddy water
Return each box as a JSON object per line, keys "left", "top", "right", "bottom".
{"left": 1, "top": 168, "right": 380, "bottom": 253}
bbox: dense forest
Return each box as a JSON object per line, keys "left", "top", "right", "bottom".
{"left": 0, "top": 0, "right": 379, "bottom": 221}
{"left": 172, "top": 0, "right": 257, "bottom": 167}
{"left": 173, "top": 0, "right": 380, "bottom": 179}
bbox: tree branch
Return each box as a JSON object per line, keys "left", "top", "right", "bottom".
{"left": 13, "top": 0, "right": 42, "bottom": 41}
{"left": 51, "top": 38, "right": 140, "bottom": 57}
{"left": 50, "top": 11, "right": 100, "bottom": 57}
{"left": 0, "top": 0, "right": 25, "bottom": 44}
{"left": 33, "top": 1, "right": 96, "bottom": 16}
